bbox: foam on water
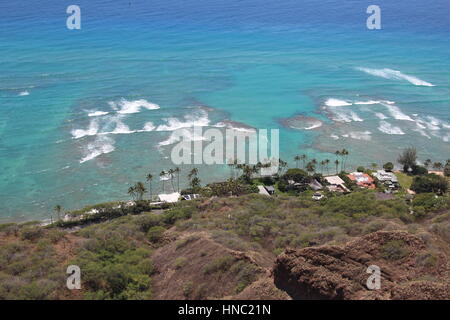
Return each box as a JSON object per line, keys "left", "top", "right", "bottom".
{"left": 357, "top": 67, "right": 435, "bottom": 87}
{"left": 88, "top": 111, "right": 109, "bottom": 117}
{"left": 80, "top": 135, "right": 115, "bottom": 163}
{"left": 109, "top": 98, "right": 160, "bottom": 114}
{"left": 378, "top": 121, "right": 405, "bottom": 135}
{"left": 382, "top": 103, "right": 414, "bottom": 121}
{"left": 156, "top": 110, "right": 210, "bottom": 131}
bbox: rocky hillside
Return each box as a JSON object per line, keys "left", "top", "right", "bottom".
{"left": 273, "top": 231, "right": 450, "bottom": 300}
{"left": 1, "top": 191, "right": 449, "bottom": 300}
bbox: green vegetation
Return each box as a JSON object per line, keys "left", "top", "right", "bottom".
{"left": 411, "top": 174, "right": 449, "bottom": 194}
{"left": 395, "top": 172, "right": 413, "bottom": 190}
{"left": 380, "top": 240, "right": 408, "bottom": 260}
{"left": 1, "top": 149, "right": 449, "bottom": 300}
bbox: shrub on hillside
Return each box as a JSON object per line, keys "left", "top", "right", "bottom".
{"left": 411, "top": 174, "right": 448, "bottom": 194}
{"left": 380, "top": 240, "right": 408, "bottom": 260}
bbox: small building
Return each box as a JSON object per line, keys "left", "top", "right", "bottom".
{"left": 373, "top": 170, "right": 399, "bottom": 190}
{"left": 264, "top": 185, "right": 275, "bottom": 195}
{"left": 181, "top": 194, "right": 200, "bottom": 201}
{"left": 348, "top": 172, "right": 376, "bottom": 189}
{"left": 309, "top": 179, "right": 323, "bottom": 191}
{"left": 324, "top": 175, "right": 349, "bottom": 192}
{"left": 158, "top": 192, "right": 181, "bottom": 203}
{"left": 258, "top": 186, "right": 271, "bottom": 196}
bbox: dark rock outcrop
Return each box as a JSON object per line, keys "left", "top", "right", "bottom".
{"left": 273, "top": 231, "right": 450, "bottom": 300}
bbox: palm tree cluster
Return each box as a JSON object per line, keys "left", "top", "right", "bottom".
{"left": 128, "top": 167, "right": 183, "bottom": 202}
{"left": 293, "top": 154, "right": 334, "bottom": 175}
{"left": 227, "top": 160, "right": 275, "bottom": 182}
{"left": 128, "top": 182, "right": 146, "bottom": 201}
{"left": 188, "top": 168, "right": 201, "bottom": 190}
{"left": 158, "top": 167, "right": 181, "bottom": 193}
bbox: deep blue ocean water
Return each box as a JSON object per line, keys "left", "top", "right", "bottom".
{"left": 1, "top": 0, "right": 449, "bottom": 221}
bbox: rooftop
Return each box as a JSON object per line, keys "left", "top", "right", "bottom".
{"left": 324, "top": 175, "right": 345, "bottom": 186}
{"left": 158, "top": 192, "right": 181, "bottom": 203}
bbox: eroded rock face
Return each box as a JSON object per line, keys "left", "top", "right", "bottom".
{"left": 273, "top": 231, "right": 450, "bottom": 300}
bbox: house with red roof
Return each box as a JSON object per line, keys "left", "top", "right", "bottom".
{"left": 347, "top": 172, "right": 376, "bottom": 189}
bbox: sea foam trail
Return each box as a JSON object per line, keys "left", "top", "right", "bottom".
{"left": 158, "top": 128, "right": 206, "bottom": 147}
{"left": 378, "top": 121, "right": 405, "bottom": 135}
{"left": 324, "top": 98, "right": 352, "bottom": 107}
{"left": 88, "top": 111, "right": 109, "bottom": 117}
{"left": 381, "top": 103, "right": 414, "bottom": 121}
{"left": 342, "top": 131, "right": 372, "bottom": 141}
{"left": 80, "top": 136, "right": 115, "bottom": 163}
{"left": 71, "top": 119, "right": 100, "bottom": 139}
{"left": 18, "top": 91, "right": 30, "bottom": 96}
{"left": 156, "top": 111, "right": 210, "bottom": 131}
{"left": 109, "top": 98, "right": 160, "bottom": 114}
{"left": 357, "top": 67, "right": 435, "bottom": 87}
{"left": 330, "top": 109, "right": 363, "bottom": 123}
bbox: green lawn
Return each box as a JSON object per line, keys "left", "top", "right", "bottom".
{"left": 395, "top": 172, "right": 413, "bottom": 190}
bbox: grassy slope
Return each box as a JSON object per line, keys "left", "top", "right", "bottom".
{"left": 1, "top": 191, "right": 449, "bottom": 300}
{"left": 395, "top": 172, "right": 414, "bottom": 190}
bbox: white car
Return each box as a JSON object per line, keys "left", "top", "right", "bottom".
{"left": 312, "top": 193, "right": 324, "bottom": 201}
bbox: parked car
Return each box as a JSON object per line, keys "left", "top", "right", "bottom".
{"left": 312, "top": 192, "right": 324, "bottom": 201}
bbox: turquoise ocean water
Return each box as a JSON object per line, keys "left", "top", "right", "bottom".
{"left": 1, "top": 0, "right": 449, "bottom": 221}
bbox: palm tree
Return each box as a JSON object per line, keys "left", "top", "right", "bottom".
{"left": 128, "top": 186, "right": 136, "bottom": 200}
{"left": 320, "top": 160, "right": 325, "bottom": 174}
{"left": 227, "top": 158, "right": 235, "bottom": 179}
{"left": 134, "top": 182, "right": 147, "bottom": 201}
{"left": 300, "top": 154, "right": 307, "bottom": 169}
{"left": 174, "top": 167, "right": 180, "bottom": 192}
{"left": 294, "top": 155, "right": 301, "bottom": 168}
{"left": 306, "top": 161, "right": 316, "bottom": 175}
{"left": 325, "top": 159, "right": 330, "bottom": 175}
{"left": 278, "top": 158, "right": 288, "bottom": 175}
{"left": 188, "top": 168, "right": 199, "bottom": 189}
{"left": 159, "top": 170, "right": 167, "bottom": 193}
{"left": 334, "top": 159, "right": 340, "bottom": 174}
{"left": 341, "top": 149, "right": 349, "bottom": 172}
{"left": 54, "top": 205, "right": 63, "bottom": 221}
{"left": 424, "top": 159, "right": 432, "bottom": 169}
{"left": 168, "top": 168, "right": 175, "bottom": 192}
{"left": 433, "top": 162, "right": 443, "bottom": 171}
{"left": 146, "top": 173, "right": 153, "bottom": 200}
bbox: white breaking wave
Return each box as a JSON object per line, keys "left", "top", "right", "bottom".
{"left": 382, "top": 103, "right": 414, "bottom": 121}
{"left": 71, "top": 119, "right": 100, "bottom": 139}
{"left": 156, "top": 111, "right": 210, "bottom": 131}
{"left": 378, "top": 121, "right": 405, "bottom": 135}
{"left": 342, "top": 131, "right": 372, "bottom": 141}
{"left": 357, "top": 67, "right": 435, "bottom": 87}
{"left": 109, "top": 118, "right": 135, "bottom": 135}
{"left": 158, "top": 128, "right": 206, "bottom": 147}
{"left": 214, "top": 121, "right": 257, "bottom": 133}
{"left": 88, "top": 111, "right": 109, "bottom": 117}
{"left": 109, "top": 98, "right": 160, "bottom": 114}
{"left": 80, "top": 135, "right": 115, "bottom": 163}
{"left": 141, "top": 122, "right": 155, "bottom": 132}
{"left": 304, "top": 123, "right": 323, "bottom": 130}
{"left": 374, "top": 112, "right": 388, "bottom": 120}
{"left": 324, "top": 98, "right": 352, "bottom": 107}
{"left": 18, "top": 91, "right": 30, "bottom": 96}
{"left": 354, "top": 100, "right": 382, "bottom": 105}
{"left": 330, "top": 109, "right": 364, "bottom": 123}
